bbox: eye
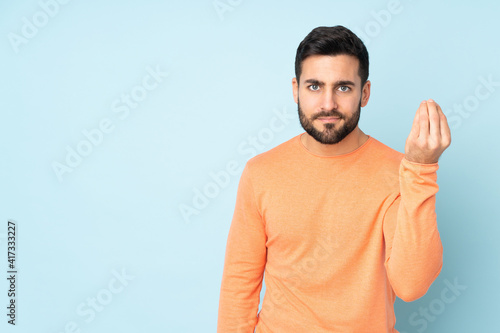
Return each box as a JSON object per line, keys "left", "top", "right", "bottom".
{"left": 308, "top": 84, "right": 320, "bottom": 91}
{"left": 338, "top": 86, "right": 350, "bottom": 92}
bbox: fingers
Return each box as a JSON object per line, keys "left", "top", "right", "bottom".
{"left": 409, "top": 103, "right": 420, "bottom": 139}
{"left": 406, "top": 99, "right": 451, "bottom": 163}
{"left": 436, "top": 103, "right": 452, "bottom": 146}
{"left": 418, "top": 100, "right": 429, "bottom": 139}
{"left": 427, "top": 99, "right": 441, "bottom": 140}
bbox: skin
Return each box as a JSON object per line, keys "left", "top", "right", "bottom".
{"left": 405, "top": 99, "right": 452, "bottom": 164}
{"left": 292, "top": 54, "right": 451, "bottom": 163}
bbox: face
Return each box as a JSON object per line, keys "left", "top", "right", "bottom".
{"left": 292, "top": 54, "right": 370, "bottom": 145}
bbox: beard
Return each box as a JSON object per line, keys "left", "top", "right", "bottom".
{"left": 298, "top": 98, "right": 361, "bottom": 145}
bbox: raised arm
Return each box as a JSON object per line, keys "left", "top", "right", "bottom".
{"left": 383, "top": 99, "right": 451, "bottom": 301}
{"left": 217, "top": 163, "right": 267, "bottom": 332}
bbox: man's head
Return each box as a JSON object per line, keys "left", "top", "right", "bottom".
{"left": 295, "top": 25, "right": 369, "bottom": 87}
{"left": 293, "top": 26, "right": 370, "bottom": 145}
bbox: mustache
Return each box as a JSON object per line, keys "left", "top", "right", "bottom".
{"left": 312, "top": 110, "right": 343, "bottom": 120}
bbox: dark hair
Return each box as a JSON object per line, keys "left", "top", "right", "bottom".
{"left": 295, "top": 25, "right": 369, "bottom": 85}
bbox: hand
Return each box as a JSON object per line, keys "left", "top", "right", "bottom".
{"left": 404, "top": 99, "right": 451, "bottom": 164}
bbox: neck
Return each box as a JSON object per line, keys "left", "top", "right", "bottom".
{"left": 300, "top": 127, "right": 369, "bottom": 157}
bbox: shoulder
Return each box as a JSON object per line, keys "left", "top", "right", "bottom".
{"left": 364, "top": 137, "right": 405, "bottom": 190}
{"left": 367, "top": 137, "right": 405, "bottom": 166}
{"left": 245, "top": 134, "right": 300, "bottom": 171}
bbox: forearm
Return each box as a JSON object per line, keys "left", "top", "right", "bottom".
{"left": 217, "top": 164, "right": 267, "bottom": 332}
{"left": 385, "top": 157, "right": 443, "bottom": 302}
{"left": 217, "top": 255, "right": 265, "bottom": 332}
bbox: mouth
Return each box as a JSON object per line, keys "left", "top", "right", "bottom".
{"left": 316, "top": 116, "right": 341, "bottom": 123}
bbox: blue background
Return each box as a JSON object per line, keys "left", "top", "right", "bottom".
{"left": 1, "top": 0, "right": 499, "bottom": 332}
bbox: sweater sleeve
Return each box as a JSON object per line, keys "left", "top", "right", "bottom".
{"left": 217, "top": 162, "right": 267, "bottom": 333}
{"left": 383, "top": 157, "right": 443, "bottom": 302}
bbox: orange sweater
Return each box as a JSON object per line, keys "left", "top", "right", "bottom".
{"left": 217, "top": 133, "right": 443, "bottom": 333}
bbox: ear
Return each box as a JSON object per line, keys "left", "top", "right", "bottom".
{"left": 292, "top": 77, "right": 299, "bottom": 104}
{"left": 361, "top": 80, "right": 371, "bottom": 107}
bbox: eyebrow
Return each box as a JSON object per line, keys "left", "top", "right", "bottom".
{"left": 303, "top": 79, "right": 356, "bottom": 87}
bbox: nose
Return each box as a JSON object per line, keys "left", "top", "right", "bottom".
{"left": 320, "top": 88, "right": 338, "bottom": 112}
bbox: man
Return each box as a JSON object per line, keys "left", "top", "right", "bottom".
{"left": 217, "top": 25, "right": 451, "bottom": 333}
